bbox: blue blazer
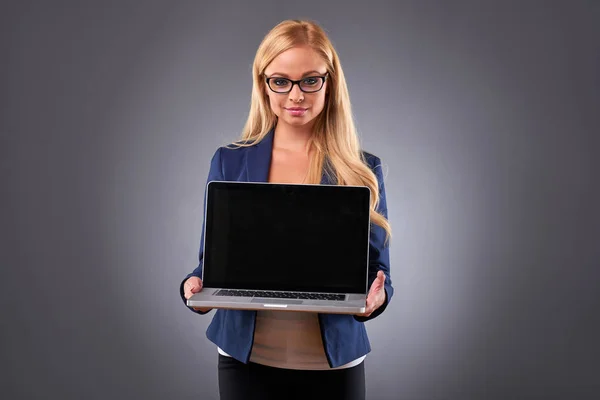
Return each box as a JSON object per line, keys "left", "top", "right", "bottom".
{"left": 179, "top": 128, "right": 393, "bottom": 368}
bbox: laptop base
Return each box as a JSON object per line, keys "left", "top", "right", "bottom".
{"left": 187, "top": 288, "right": 366, "bottom": 315}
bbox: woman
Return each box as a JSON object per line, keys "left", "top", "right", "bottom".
{"left": 180, "top": 19, "right": 393, "bottom": 400}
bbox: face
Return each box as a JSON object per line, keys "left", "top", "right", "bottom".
{"left": 263, "top": 46, "right": 329, "bottom": 129}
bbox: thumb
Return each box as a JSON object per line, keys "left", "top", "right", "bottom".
{"left": 369, "top": 271, "right": 385, "bottom": 294}
{"left": 189, "top": 279, "right": 202, "bottom": 293}
{"left": 191, "top": 283, "right": 201, "bottom": 293}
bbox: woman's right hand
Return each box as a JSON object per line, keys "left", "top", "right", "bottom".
{"left": 183, "top": 276, "right": 211, "bottom": 313}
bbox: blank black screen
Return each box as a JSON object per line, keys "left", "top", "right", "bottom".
{"left": 202, "top": 182, "right": 370, "bottom": 294}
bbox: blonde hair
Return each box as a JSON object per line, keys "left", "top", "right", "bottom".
{"left": 234, "top": 19, "right": 391, "bottom": 240}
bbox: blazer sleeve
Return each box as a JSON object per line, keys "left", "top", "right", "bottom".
{"left": 354, "top": 155, "right": 394, "bottom": 322}
{"left": 179, "top": 147, "right": 224, "bottom": 314}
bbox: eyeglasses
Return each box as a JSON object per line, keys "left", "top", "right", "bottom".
{"left": 265, "top": 73, "right": 328, "bottom": 94}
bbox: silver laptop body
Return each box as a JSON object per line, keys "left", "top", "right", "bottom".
{"left": 187, "top": 181, "right": 371, "bottom": 314}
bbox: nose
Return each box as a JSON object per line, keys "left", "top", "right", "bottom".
{"left": 288, "top": 83, "right": 304, "bottom": 102}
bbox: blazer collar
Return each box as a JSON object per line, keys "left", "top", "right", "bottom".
{"left": 245, "top": 126, "right": 333, "bottom": 185}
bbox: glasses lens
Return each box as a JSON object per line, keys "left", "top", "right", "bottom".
{"left": 269, "top": 78, "right": 292, "bottom": 93}
{"left": 299, "top": 77, "right": 323, "bottom": 92}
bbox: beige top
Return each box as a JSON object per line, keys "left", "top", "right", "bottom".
{"left": 218, "top": 310, "right": 365, "bottom": 370}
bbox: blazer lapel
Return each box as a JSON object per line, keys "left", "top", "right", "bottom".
{"left": 246, "top": 128, "right": 274, "bottom": 182}
{"left": 320, "top": 169, "right": 333, "bottom": 185}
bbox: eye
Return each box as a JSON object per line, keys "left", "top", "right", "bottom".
{"left": 273, "top": 78, "right": 290, "bottom": 86}
{"left": 302, "top": 77, "right": 318, "bottom": 85}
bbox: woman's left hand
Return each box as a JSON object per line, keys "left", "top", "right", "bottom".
{"left": 356, "top": 270, "right": 386, "bottom": 317}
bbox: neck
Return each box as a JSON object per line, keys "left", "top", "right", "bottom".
{"left": 273, "top": 122, "right": 313, "bottom": 154}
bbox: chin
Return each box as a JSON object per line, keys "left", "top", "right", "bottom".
{"left": 280, "top": 114, "right": 315, "bottom": 127}
{"left": 286, "top": 118, "right": 310, "bottom": 125}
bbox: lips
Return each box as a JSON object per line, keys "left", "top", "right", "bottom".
{"left": 284, "top": 107, "right": 308, "bottom": 117}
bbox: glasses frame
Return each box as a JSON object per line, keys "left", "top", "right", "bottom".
{"left": 264, "top": 72, "right": 329, "bottom": 94}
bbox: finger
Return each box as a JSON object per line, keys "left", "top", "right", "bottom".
{"left": 364, "top": 295, "right": 375, "bottom": 315}
{"left": 361, "top": 306, "right": 373, "bottom": 317}
{"left": 372, "top": 272, "right": 386, "bottom": 291}
{"left": 368, "top": 280, "right": 383, "bottom": 297}
{"left": 365, "top": 289, "right": 383, "bottom": 315}
{"left": 184, "top": 281, "right": 201, "bottom": 298}
{"left": 187, "top": 277, "right": 201, "bottom": 289}
{"left": 186, "top": 285, "right": 195, "bottom": 298}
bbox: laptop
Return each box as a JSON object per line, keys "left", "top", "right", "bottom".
{"left": 186, "top": 181, "right": 371, "bottom": 314}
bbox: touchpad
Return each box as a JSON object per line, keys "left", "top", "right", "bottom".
{"left": 251, "top": 298, "right": 303, "bottom": 305}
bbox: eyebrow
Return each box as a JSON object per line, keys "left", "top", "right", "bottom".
{"left": 268, "top": 70, "right": 325, "bottom": 78}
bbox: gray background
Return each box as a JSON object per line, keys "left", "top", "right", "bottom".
{"left": 1, "top": 1, "right": 599, "bottom": 399}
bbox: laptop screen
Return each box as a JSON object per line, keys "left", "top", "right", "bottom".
{"left": 202, "top": 182, "right": 371, "bottom": 294}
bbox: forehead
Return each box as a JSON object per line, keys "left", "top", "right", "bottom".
{"left": 265, "top": 46, "right": 327, "bottom": 77}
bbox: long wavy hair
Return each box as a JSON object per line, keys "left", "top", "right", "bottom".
{"left": 233, "top": 19, "right": 391, "bottom": 240}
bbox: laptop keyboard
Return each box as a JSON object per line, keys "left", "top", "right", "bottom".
{"left": 215, "top": 289, "right": 345, "bottom": 301}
